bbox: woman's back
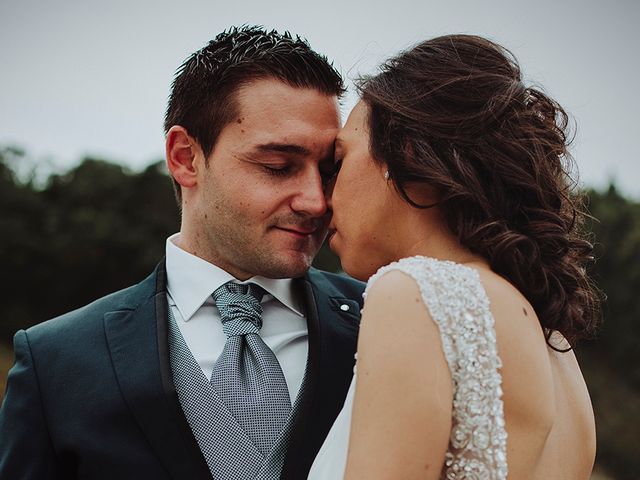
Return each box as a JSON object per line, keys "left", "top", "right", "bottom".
{"left": 482, "top": 269, "right": 596, "bottom": 479}
{"left": 536, "top": 347, "right": 596, "bottom": 479}
{"left": 309, "top": 256, "right": 596, "bottom": 479}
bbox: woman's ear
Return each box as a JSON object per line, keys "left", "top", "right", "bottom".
{"left": 166, "top": 126, "right": 199, "bottom": 190}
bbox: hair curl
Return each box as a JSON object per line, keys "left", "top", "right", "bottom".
{"left": 358, "top": 34, "right": 599, "bottom": 349}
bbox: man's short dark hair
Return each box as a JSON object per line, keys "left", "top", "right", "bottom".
{"left": 164, "top": 25, "right": 344, "bottom": 163}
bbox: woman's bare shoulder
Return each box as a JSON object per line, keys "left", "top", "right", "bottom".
{"left": 346, "top": 268, "right": 453, "bottom": 479}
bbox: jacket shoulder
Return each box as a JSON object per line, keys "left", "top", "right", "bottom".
{"left": 306, "top": 268, "right": 365, "bottom": 303}
{"left": 25, "top": 270, "right": 157, "bottom": 341}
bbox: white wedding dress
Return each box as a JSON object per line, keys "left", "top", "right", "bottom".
{"left": 308, "top": 256, "right": 508, "bottom": 479}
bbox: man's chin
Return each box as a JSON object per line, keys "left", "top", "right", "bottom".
{"left": 275, "top": 258, "right": 315, "bottom": 279}
{"left": 250, "top": 250, "right": 316, "bottom": 279}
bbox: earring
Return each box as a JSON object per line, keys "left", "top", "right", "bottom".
{"left": 383, "top": 170, "right": 390, "bottom": 180}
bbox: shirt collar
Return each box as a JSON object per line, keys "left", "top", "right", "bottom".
{"left": 165, "top": 233, "right": 304, "bottom": 321}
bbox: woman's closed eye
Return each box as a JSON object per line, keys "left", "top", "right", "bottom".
{"left": 321, "top": 159, "right": 342, "bottom": 185}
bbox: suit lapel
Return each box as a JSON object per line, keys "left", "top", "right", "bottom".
{"left": 281, "top": 272, "right": 361, "bottom": 480}
{"left": 282, "top": 277, "right": 321, "bottom": 473}
{"left": 104, "top": 262, "right": 211, "bottom": 480}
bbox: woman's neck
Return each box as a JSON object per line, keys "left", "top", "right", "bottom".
{"left": 390, "top": 208, "right": 489, "bottom": 269}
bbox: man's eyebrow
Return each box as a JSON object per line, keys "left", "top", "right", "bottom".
{"left": 255, "top": 143, "right": 311, "bottom": 156}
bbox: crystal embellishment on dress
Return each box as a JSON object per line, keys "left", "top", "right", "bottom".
{"left": 364, "top": 256, "right": 508, "bottom": 479}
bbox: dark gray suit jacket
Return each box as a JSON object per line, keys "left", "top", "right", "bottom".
{"left": 0, "top": 261, "right": 364, "bottom": 479}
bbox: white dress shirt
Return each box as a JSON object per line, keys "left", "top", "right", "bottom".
{"left": 165, "top": 233, "right": 309, "bottom": 403}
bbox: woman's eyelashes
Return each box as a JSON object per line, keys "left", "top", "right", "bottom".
{"left": 321, "top": 159, "right": 342, "bottom": 185}
{"left": 333, "top": 159, "right": 343, "bottom": 175}
{"left": 333, "top": 158, "right": 343, "bottom": 178}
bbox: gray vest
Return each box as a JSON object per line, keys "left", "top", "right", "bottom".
{"left": 167, "top": 310, "right": 306, "bottom": 479}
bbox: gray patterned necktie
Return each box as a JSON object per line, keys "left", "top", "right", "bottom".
{"left": 211, "top": 281, "right": 292, "bottom": 456}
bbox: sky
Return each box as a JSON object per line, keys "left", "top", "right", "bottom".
{"left": 1, "top": 0, "right": 638, "bottom": 196}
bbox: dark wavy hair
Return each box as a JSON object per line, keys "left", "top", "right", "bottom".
{"left": 357, "top": 34, "right": 599, "bottom": 349}
{"left": 165, "top": 25, "right": 345, "bottom": 200}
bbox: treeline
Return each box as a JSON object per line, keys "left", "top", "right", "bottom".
{"left": 0, "top": 146, "right": 638, "bottom": 478}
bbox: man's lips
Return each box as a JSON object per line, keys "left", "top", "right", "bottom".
{"left": 274, "top": 226, "right": 319, "bottom": 237}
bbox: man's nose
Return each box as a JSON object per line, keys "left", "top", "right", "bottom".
{"left": 290, "top": 169, "right": 329, "bottom": 217}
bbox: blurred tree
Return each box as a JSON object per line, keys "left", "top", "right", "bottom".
{"left": 1, "top": 147, "right": 49, "bottom": 339}
{"left": 577, "top": 185, "right": 640, "bottom": 478}
{"left": 0, "top": 152, "right": 180, "bottom": 339}
{"left": 313, "top": 241, "right": 341, "bottom": 273}
{"left": 582, "top": 185, "right": 640, "bottom": 387}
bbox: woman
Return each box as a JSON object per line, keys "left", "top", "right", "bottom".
{"left": 309, "top": 35, "right": 598, "bottom": 479}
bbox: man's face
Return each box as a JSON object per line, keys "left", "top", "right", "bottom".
{"left": 187, "top": 78, "right": 340, "bottom": 280}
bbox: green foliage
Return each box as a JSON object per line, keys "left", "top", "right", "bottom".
{"left": 0, "top": 150, "right": 180, "bottom": 339}
{"left": 577, "top": 185, "right": 640, "bottom": 478}
{"left": 313, "top": 241, "right": 342, "bottom": 273}
{"left": 582, "top": 186, "right": 640, "bottom": 385}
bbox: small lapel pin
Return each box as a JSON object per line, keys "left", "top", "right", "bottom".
{"left": 340, "top": 304, "right": 350, "bottom": 312}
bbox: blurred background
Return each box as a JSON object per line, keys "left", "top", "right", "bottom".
{"left": 1, "top": 0, "right": 638, "bottom": 478}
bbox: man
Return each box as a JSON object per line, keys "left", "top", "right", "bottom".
{"left": 0, "top": 26, "right": 364, "bottom": 479}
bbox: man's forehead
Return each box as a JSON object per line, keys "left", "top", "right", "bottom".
{"left": 234, "top": 79, "right": 338, "bottom": 111}
{"left": 217, "top": 78, "right": 340, "bottom": 159}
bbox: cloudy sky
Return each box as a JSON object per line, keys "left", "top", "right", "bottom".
{"left": 1, "top": 0, "right": 638, "bottom": 196}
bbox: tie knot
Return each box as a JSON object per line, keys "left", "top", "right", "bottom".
{"left": 212, "top": 282, "right": 265, "bottom": 337}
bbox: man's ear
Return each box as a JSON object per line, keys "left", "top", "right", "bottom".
{"left": 166, "top": 126, "right": 201, "bottom": 189}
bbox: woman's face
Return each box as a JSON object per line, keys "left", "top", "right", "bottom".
{"left": 328, "top": 101, "right": 401, "bottom": 280}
